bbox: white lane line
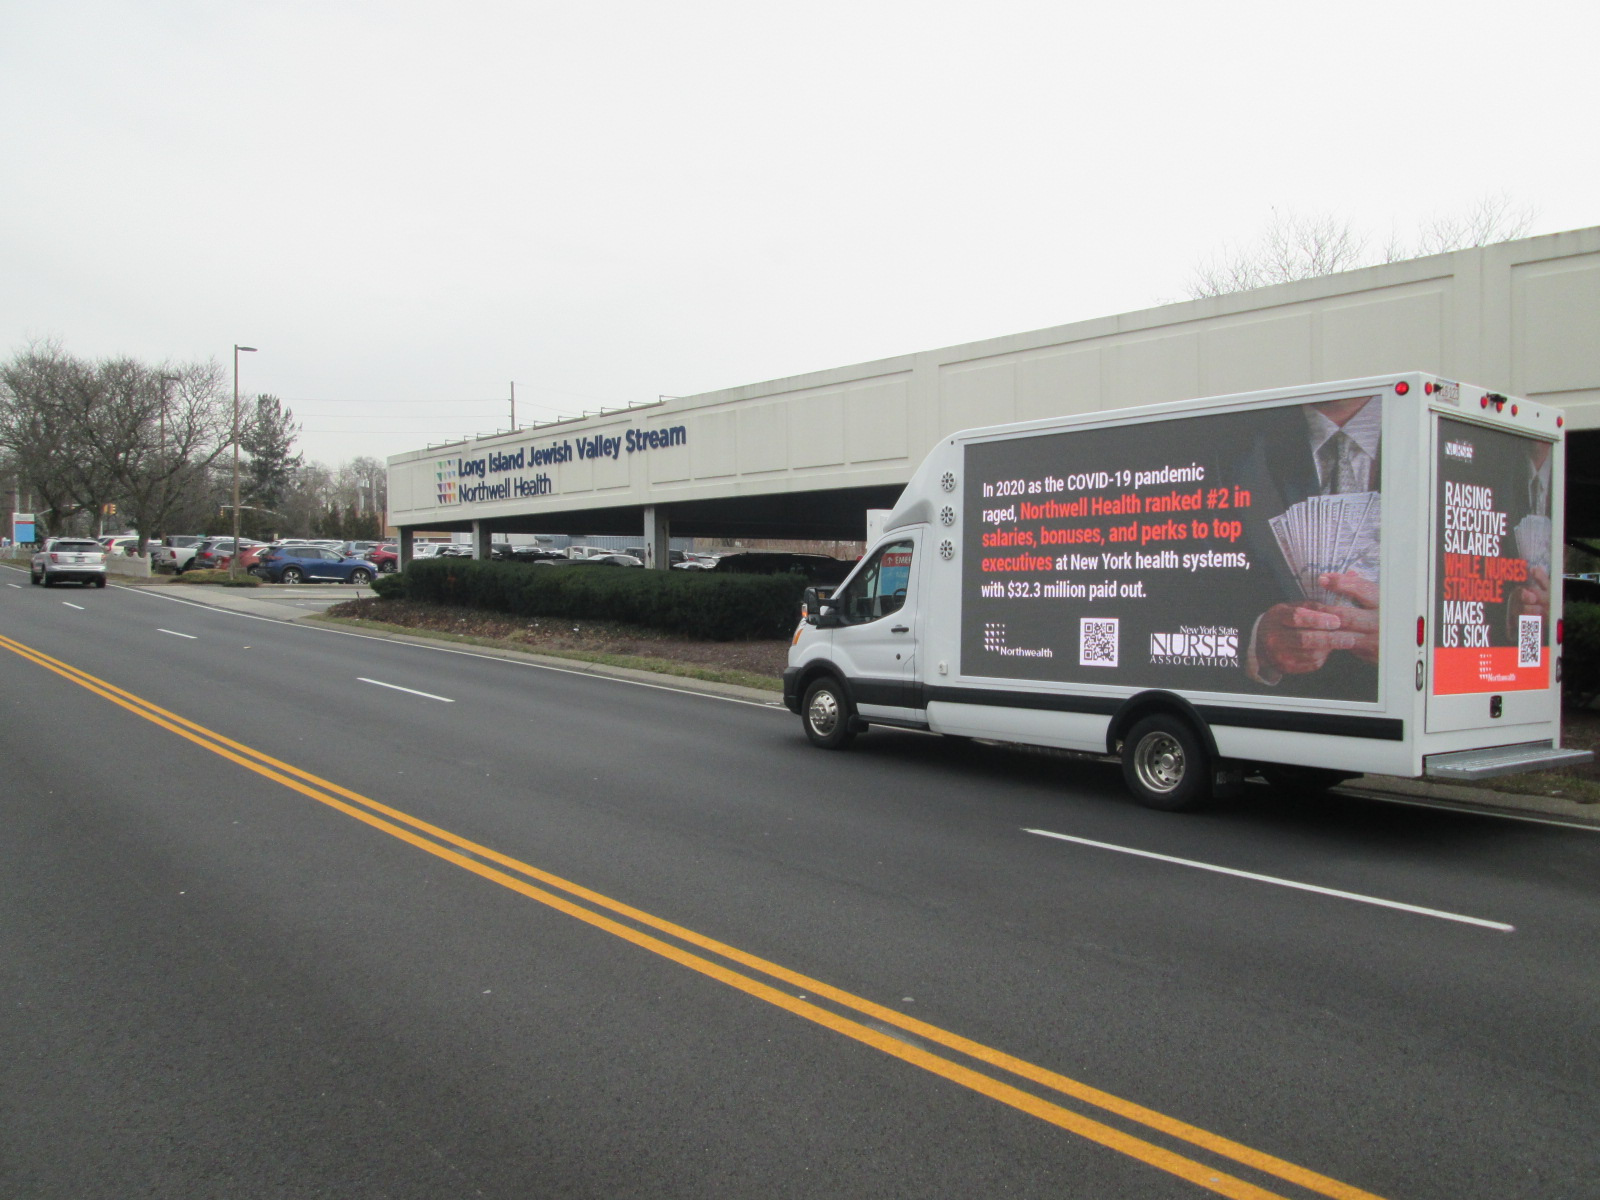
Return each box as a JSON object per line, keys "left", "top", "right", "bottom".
{"left": 6, "top": 583, "right": 20, "bottom": 589}
{"left": 358, "top": 677, "right": 455, "bottom": 703}
{"left": 62, "top": 602, "right": 86, "bottom": 610}
{"left": 1024, "top": 828, "right": 1515, "bottom": 932}
{"left": 158, "top": 628, "right": 198, "bottom": 639}
{"left": 118, "top": 587, "right": 785, "bottom": 709}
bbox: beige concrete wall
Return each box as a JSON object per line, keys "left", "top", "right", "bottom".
{"left": 389, "top": 226, "right": 1600, "bottom": 528}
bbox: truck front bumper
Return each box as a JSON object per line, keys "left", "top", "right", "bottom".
{"left": 781, "top": 668, "right": 803, "bottom": 715}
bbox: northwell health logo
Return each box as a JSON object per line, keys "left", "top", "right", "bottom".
{"left": 435, "top": 459, "right": 458, "bottom": 505}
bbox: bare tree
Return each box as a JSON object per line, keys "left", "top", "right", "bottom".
{"left": 334, "top": 455, "right": 387, "bottom": 522}
{"left": 1190, "top": 212, "right": 1366, "bottom": 298}
{"left": 1188, "top": 197, "right": 1539, "bottom": 299}
{"left": 1412, "top": 193, "right": 1536, "bottom": 257}
{"left": 0, "top": 341, "right": 116, "bottom": 537}
{"left": 0, "top": 342, "right": 232, "bottom": 546}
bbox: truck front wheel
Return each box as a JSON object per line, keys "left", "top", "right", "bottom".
{"left": 1121, "top": 714, "right": 1209, "bottom": 811}
{"left": 802, "top": 677, "right": 856, "bottom": 750}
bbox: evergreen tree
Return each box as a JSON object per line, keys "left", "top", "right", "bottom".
{"left": 242, "top": 394, "right": 302, "bottom": 520}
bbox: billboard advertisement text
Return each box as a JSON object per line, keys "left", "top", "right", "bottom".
{"left": 961, "top": 396, "right": 1385, "bottom": 702}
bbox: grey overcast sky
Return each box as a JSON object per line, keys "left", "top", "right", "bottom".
{"left": 3, "top": 0, "right": 1595, "bottom": 468}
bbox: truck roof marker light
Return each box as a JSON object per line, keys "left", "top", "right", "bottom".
{"left": 1511, "top": 405, "right": 1518, "bottom": 416}
{"left": 1557, "top": 416, "right": 1565, "bottom": 427}
{"left": 1394, "top": 381, "right": 1410, "bottom": 395}
{"left": 1417, "top": 616, "right": 1426, "bottom": 647}
{"left": 1481, "top": 396, "right": 1490, "bottom": 408}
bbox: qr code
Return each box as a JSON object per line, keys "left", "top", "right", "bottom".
{"left": 1080, "top": 617, "right": 1118, "bottom": 667}
{"left": 1517, "top": 614, "right": 1542, "bottom": 669}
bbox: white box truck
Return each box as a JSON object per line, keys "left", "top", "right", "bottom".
{"left": 783, "top": 373, "right": 1591, "bottom": 809}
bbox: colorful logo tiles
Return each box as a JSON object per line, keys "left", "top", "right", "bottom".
{"left": 435, "top": 459, "right": 459, "bottom": 505}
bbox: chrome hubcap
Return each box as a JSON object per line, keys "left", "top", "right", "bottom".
{"left": 1133, "top": 732, "right": 1185, "bottom": 793}
{"left": 808, "top": 690, "right": 840, "bottom": 737}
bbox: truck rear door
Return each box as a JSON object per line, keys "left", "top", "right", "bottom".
{"left": 1426, "top": 412, "right": 1557, "bottom": 733}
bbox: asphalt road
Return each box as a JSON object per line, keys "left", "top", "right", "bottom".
{"left": 3, "top": 567, "right": 1598, "bottom": 1199}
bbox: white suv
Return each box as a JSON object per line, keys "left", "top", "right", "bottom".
{"left": 31, "top": 539, "right": 108, "bottom": 588}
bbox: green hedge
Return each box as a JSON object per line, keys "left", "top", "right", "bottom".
{"left": 399, "top": 558, "right": 808, "bottom": 640}
{"left": 1565, "top": 600, "right": 1600, "bottom": 707}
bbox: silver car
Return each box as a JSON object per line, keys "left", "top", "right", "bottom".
{"left": 31, "top": 538, "right": 108, "bottom": 588}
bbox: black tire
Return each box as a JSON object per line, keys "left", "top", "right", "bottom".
{"left": 802, "top": 677, "right": 857, "bottom": 750}
{"left": 280, "top": 566, "right": 304, "bottom": 584}
{"left": 1259, "top": 766, "right": 1353, "bottom": 796}
{"left": 1121, "top": 714, "right": 1210, "bottom": 811}
{"left": 95, "top": 577, "right": 107, "bottom": 588}
{"left": 30, "top": 569, "right": 41, "bottom": 586}
{"left": 41, "top": 573, "right": 54, "bottom": 588}
{"left": 378, "top": 560, "right": 396, "bottom": 573}
{"left": 349, "top": 568, "right": 373, "bottom": 585}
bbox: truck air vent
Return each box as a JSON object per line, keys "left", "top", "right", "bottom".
{"left": 940, "top": 505, "right": 956, "bottom": 526}
{"left": 939, "top": 539, "right": 955, "bottom": 561}
{"left": 941, "top": 471, "right": 957, "bottom": 492}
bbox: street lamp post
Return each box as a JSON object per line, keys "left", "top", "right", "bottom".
{"left": 158, "top": 374, "right": 181, "bottom": 548}
{"left": 232, "top": 345, "right": 257, "bottom": 578}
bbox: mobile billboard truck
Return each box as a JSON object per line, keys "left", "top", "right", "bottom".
{"left": 784, "top": 373, "right": 1590, "bottom": 810}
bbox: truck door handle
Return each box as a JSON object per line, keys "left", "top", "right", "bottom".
{"left": 891, "top": 625, "right": 910, "bottom": 633}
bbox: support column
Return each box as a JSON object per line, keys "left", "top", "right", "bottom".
{"left": 397, "top": 527, "right": 413, "bottom": 571}
{"left": 472, "top": 520, "right": 493, "bottom": 561}
{"left": 643, "top": 505, "right": 671, "bottom": 570}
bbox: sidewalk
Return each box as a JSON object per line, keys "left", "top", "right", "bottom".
{"left": 115, "top": 572, "right": 1600, "bottom": 828}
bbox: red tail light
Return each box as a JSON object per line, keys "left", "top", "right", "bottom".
{"left": 1416, "top": 616, "right": 1426, "bottom": 647}
{"left": 1557, "top": 619, "right": 1565, "bottom": 645}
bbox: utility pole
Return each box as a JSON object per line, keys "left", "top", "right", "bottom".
{"left": 510, "top": 381, "right": 516, "bottom": 431}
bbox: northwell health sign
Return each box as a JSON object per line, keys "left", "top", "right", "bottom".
{"left": 434, "top": 424, "right": 688, "bottom": 505}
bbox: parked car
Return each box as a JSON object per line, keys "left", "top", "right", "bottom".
{"left": 622, "top": 547, "right": 694, "bottom": 566}
{"left": 99, "top": 535, "right": 141, "bottom": 557}
{"left": 533, "top": 553, "right": 643, "bottom": 568}
{"left": 31, "top": 538, "right": 107, "bottom": 587}
{"left": 183, "top": 537, "right": 264, "bottom": 572}
{"left": 708, "top": 551, "right": 853, "bottom": 584}
{"left": 254, "top": 544, "right": 378, "bottom": 585}
{"left": 365, "top": 544, "right": 399, "bottom": 572}
{"left": 151, "top": 535, "right": 204, "bottom": 572}
{"left": 490, "top": 544, "right": 564, "bottom": 563}
{"left": 341, "top": 540, "right": 382, "bottom": 558}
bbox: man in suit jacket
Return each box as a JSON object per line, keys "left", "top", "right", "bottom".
{"left": 1232, "top": 395, "right": 1383, "bottom": 701}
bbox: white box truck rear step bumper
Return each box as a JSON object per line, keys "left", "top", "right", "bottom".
{"left": 1425, "top": 741, "right": 1593, "bottom": 781}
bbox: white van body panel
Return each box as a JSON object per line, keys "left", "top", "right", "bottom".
{"left": 786, "top": 372, "right": 1588, "bottom": 796}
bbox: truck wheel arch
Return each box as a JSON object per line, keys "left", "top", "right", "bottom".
{"left": 1106, "top": 691, "right": 1217, "bottom": 760}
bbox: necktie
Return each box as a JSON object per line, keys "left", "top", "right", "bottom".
{"left": 1319, "top": 431, "right": 1365, "bottom": 494}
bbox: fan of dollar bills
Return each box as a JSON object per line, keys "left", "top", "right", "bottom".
{"left": 1513, "top": 514, "right": 1551, "bottom": 573}
{"left": 1269, "top": 491, "right": 1381, "bottom": 605}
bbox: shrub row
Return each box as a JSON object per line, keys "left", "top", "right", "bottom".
{"left": 397, "top": 558, "right": 809, "bottom": 641}
{"left": 1564, "top": 600, "right": 1600, "bottom": 708}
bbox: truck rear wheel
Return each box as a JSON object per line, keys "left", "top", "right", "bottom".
{"left": 802, "top": 677, "right": 856, "bottom": 750}
{"left": 1121, "top": 714, "right": 1209, "bottom": 811}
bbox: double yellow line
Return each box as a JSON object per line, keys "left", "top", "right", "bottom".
{"left": 0, "top": 630, "right": 1386, "bottom": 1200}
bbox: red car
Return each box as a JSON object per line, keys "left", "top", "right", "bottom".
{"left": 365, "top": 544, "right": 399, "bottom": 573}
